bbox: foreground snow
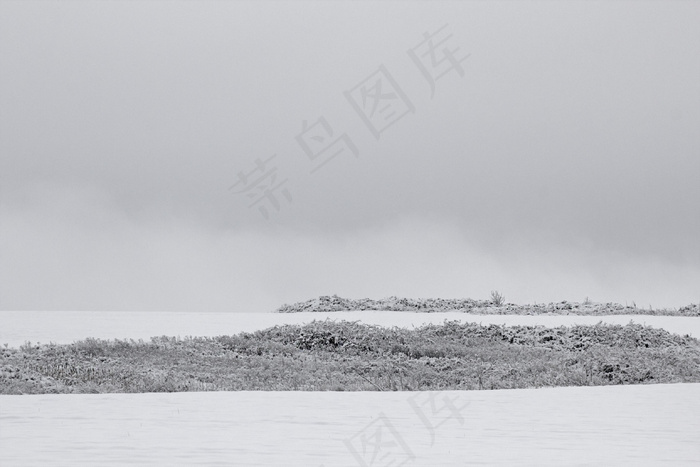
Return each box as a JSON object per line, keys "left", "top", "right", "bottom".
{"left": 1, "top": 383, "right": 699, "bottom": 466}
{"left": 2, "top": 311, "right": 699, "bottom": 348}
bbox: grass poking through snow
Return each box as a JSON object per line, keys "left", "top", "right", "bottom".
{"left": 2, "top": 321, "right": 699, "bottom": 394}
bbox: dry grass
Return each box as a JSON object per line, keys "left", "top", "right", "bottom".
{"left": 2, "top": 321, "right": 699, "bottom": 394}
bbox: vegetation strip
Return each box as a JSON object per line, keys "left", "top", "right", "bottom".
{"left": 277, "top": 295, "right": 700, "bottom": 316}
{"left": 2, "top": 321, "right": 699, "bottom": 394}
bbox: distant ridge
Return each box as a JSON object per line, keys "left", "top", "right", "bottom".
{"left": 276, "top": 295, "right": 700, "bottom": 316}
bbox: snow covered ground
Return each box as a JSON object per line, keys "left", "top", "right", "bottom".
{"left": 2, "top": 311, "right": 699, "bottom": 465}
{"left": 1, "top": 384, "right": 699, "bottom": 466}
{"left": 2, "top": 310, "right": 699, "bottom": 348}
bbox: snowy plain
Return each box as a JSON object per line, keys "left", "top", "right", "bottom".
{"left": 1, "top": 311, "right": 699, "bottom": 466}
{"left": 1, "top": 384, "right": 699, "bottom": 466}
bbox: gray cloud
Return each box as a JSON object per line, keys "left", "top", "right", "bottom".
{"left": 1, "top": 1, "right": 698, "bottom": 311}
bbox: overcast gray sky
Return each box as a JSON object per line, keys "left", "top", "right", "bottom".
{"left": 1, "top": 1, "right": 698, "bottom": 312}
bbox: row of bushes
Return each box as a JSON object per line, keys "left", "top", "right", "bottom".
{"left": 276, "top": 295, "right": 700, "bottom": 316}
{"left": 1, "top": 321, "right": 699, "bottom": 394}
{"left": 242, "top": 320, "right": 696, "bottom": 354}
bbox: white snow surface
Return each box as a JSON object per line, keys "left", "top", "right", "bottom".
{"left": 2, "top": 311, "right": 699, "bottom": 465}
{"left": 2, "top": 310, "right": 699, "bottom": 348}
{"left": 1, "top": 384, "right": 699, "bottom": 466}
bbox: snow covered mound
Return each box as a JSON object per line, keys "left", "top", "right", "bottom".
{"left": 276, "top": 295, "right": 700, "bottom": 316}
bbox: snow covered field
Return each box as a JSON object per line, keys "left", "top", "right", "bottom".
{"left": 2, "top": 311, "right": 699, "bottom": 465}
{"left": 2, "top": 310, "right": 699, "bottom": 348}
{"left": 1, "top": 384, "right": 699, "bottom": 466}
